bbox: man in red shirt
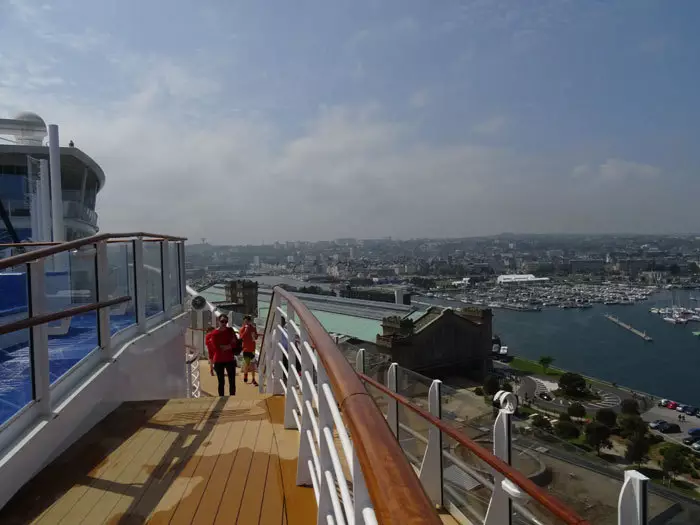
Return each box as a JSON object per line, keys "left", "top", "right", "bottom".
{"left": 206, "top": 314, "right": 238, "bottom": 396}
{"left": 239, "top": 315, "right": 258, "bottom": 386}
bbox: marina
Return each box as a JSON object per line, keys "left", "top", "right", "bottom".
{"left": 603, "top": 313, "right": 653, "bottom": 342}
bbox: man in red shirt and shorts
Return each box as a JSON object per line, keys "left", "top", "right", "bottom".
{"left": 206, "top": 314, "right": 238, "bottom": 396}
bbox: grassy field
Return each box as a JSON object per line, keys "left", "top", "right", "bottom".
{"left": 509, "top": 356, "right": 564, "bottom": 377}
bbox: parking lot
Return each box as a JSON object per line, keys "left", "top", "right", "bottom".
{"left": 642, "top": 404, "right": 700, "bottom": 447}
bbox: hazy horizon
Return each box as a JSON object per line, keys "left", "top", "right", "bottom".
{"left": 2, "top": 1, "right": 699, "bottom": 243}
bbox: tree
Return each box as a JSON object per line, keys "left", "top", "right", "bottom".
{"left": 483, "top": 375, "right": 500, "bottom": 396}
{"left": 585, "top": 422, "right": 612, "bottom": 455}
{"left": 662, "top": 445, "right": 688, "bottom": 482}
{"left": 625, "top": 435, "right": 650, "bottom": 466}
{"left": 595, "top": 408, "right": 617, "bottom": 428}
{"left": 538, "top": 355, "right": 554, "bottom": 374}
{"left": 558, "top": 413, "right": 572, "bottom": 422}
{"left": 555, "top": 420, "right": 580, "bottom": 440}
{"left": 618, "top": 415, "right": 647, "bottom": 439}
{"left": 531, "top": 414, "right": 552, "bottom": 433}
{"left": 558, "top": 373, "right": 588, "bottom": 397}
{"left": 568, "top": 402, "right": 587, "bottom": 419}
{"left": 620, "top": 398, "right": 640, "bottom": 416}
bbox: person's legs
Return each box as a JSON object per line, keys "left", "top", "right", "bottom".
{"left": 213, "top": 362, "right": 225, "bottom": 396}
{"left": 224, "top": 361, "right": 236, "bottom": 395}
{"left": 243, "top": 355, "right": 251, "bottom": 382}
{"left": 250, "top": 357, "right": 258, "bottom": 386}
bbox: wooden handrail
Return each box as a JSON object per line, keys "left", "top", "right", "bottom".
{"left": 0, "top": 238, "right": 172, "bottom": 248}
{"left": 359, "top": 374, "right": 591, "bottom": 525}
{"left": 0, "top": 232, "right": 186, "bottom": 270}
{"left": 270, "top": 286, "right": 441, "bottom": 525}
{"left": 0, "top": 296, "right": 131, "bottom": 336}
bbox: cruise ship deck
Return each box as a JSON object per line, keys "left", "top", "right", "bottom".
{"left": 0, "top": 382, "right": 316, "bottom": 525}
{"left": 0, "top": 233, "right": 655, "bottom": 525}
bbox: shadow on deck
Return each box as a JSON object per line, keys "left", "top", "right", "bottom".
{"left": 0, "top": 390, "right": 316, "bottom": 524}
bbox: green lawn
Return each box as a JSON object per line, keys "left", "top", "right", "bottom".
{"left": 509, "top": 357, "right": 564, "bottom": 377}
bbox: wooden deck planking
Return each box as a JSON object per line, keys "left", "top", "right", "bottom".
{"left": 0, "top": 394, "right": 316, "bottom": 525}
{"left": 29, "top": 406, "right": 158, "bottom": 525}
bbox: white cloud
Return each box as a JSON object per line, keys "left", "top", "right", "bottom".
{"left": 409, "top": 90, "right": 430, "bottom": 109}
{"left": 473, "top": 115, "right": 508, "bottom": 136}
{"left": 571, "top": 159, "right": 661, "bottom": 182}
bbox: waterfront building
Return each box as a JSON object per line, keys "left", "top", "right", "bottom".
{"left": 374, "top": 306, "right": 493, "bottom": 380}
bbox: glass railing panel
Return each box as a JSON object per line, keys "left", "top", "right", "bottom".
{"left": 441, "top": 444, "right": 495, "bottom": 525}
{"left": 510, "top": 418, "right": 679, "bottom": 524}
{"left": 143, "top": 241, "right": 164, "bottom": 318}
{"left": 167, "top": 242, "right": 180, "bottom": 309}
{"left": 45, "top": 247, "right": 98, "bottom": 385}
{"left": 0, "top": 263, "right": 32, "bottom": 426}
{"left": 106, "top": 241, "right": 136, "bottom": 333}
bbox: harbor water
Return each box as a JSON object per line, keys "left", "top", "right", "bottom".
{"left": 250, "top": 277, "right": 699, "bottom": 407}
{"left": 489, "top": 289, "right": 700, "bottom": 406}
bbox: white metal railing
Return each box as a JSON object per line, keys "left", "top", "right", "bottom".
{"left": 259, "top": 293, "right": 378, "bottom": 525}
{"left": 359, "top": 356, "right": 651, "bottom": 525}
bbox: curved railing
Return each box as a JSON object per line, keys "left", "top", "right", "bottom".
{"left": 259, "top": 286, "right": 441, "bottom": 525}
{"left": 258, "top": 286, "right": 650, "bottom": 525}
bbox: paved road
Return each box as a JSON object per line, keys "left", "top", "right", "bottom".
{"left": 494, "top": 361, "right": 636, "bottom": 413}
{"left": 514, "top": 432, "right": 700, "bottom": 513}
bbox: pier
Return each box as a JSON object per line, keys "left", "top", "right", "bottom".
{"left": 604, "top": 314, "right": 653, "bottom": 342}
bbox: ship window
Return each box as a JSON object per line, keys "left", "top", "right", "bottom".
{"left": 0, "top": 173, "right": 27, "bottom": 200}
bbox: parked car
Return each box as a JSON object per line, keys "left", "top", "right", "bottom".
{"left": 538, "top": 392, "right": 553, "bottom": 401}
{"left": 667, "top": 401, "right": 679, "bottom": 410}
{"left": 682, "top": 435, "right": 700, "bottom": 445}
{"left": 658, "top": 422, "right": 682, "bottom": 434}
{"left": 684, "top": 406, "right": 699, "bottom": 416}
{"left": 658, "top": 399, "right": 670, "bottom": 407}
{"left": 687, "top": 428, "right": 700, "bottom": 437}
{"left": 649, "top": 419, "right": 666, "bottom": 429}
{"left": 677, "top": 404, "right": 689, "bottom": 413}
{"left": 692, "top": 441, "right": 700, "bottom": 452}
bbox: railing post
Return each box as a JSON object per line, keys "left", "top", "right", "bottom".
{"left": 178, "top": 242, "right": 186, "bottom": 306}
{"left": 618, "top": 470, "right": 648, "bottom": 525}
{"left": 420, "top": 379, "right": 443, "bottom": 507}
{"left": 284, "top": 305, "right": 298, "bottom": 429}
{"left": 272, "top": 327, "right": 284, "bottom": 396}
{"left": 316, "top": 358, "right": 334, "bottom": 523}
{"left": 160, "top": 240, "right": 170, "bottom": 312}
{"left": 296, "top": 322, "right": 314, "bottom": 487}
{"left": 387, "top": 362, "right": 399, "bottom": 438}
{"left": 353, "top": 449, "right": 372, "bottom": 525}
{"left": 28, "top": 260, "right": 51, "bottom": 416}
{"left": 133, "top": 238, "right": 147, "bottom": 332}
{"left": 95, "top": 241, "right": 111, "bottom": 359}
{"left": 355, "top": 348, "right": 366, "bottom": 374}
{"left": 265, "top": 294, "right": 281, "bottom": 394}
{"left": 186, "top": 360, "right": 193, "bottom": 398}
{"left": 484, "top": 390, "right": 519, "bottom": 525}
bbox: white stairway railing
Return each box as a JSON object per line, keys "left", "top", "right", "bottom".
{"left": 260, "top": 292, "right": 379, "bottom": 525}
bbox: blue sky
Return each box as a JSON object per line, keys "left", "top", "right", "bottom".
{"left": 1, "top": 0, "right": 699, "bottom": 242}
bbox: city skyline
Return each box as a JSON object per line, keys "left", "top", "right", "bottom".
{"left": 1, "top": 0, "right": 699, "bottom": 243}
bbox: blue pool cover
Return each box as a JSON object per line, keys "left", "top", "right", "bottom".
{"left": 0, "top": 308, "right": 164, "bottom": 426}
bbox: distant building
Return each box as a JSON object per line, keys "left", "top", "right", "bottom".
{"left": 222, "top": 279, "right": 258, "bottom": 324}
{"left": 373, "top": 306, "right": 493, "bottom": 380}
{"left": 496, "top": 274, "right": 549, "bottom": 285}
{"left": 569, "top": 259, "right": 605, "bottom": 273}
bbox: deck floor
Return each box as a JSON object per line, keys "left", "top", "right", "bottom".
{"left": 0, "top": 381, "right": 316, "bottom": 524}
